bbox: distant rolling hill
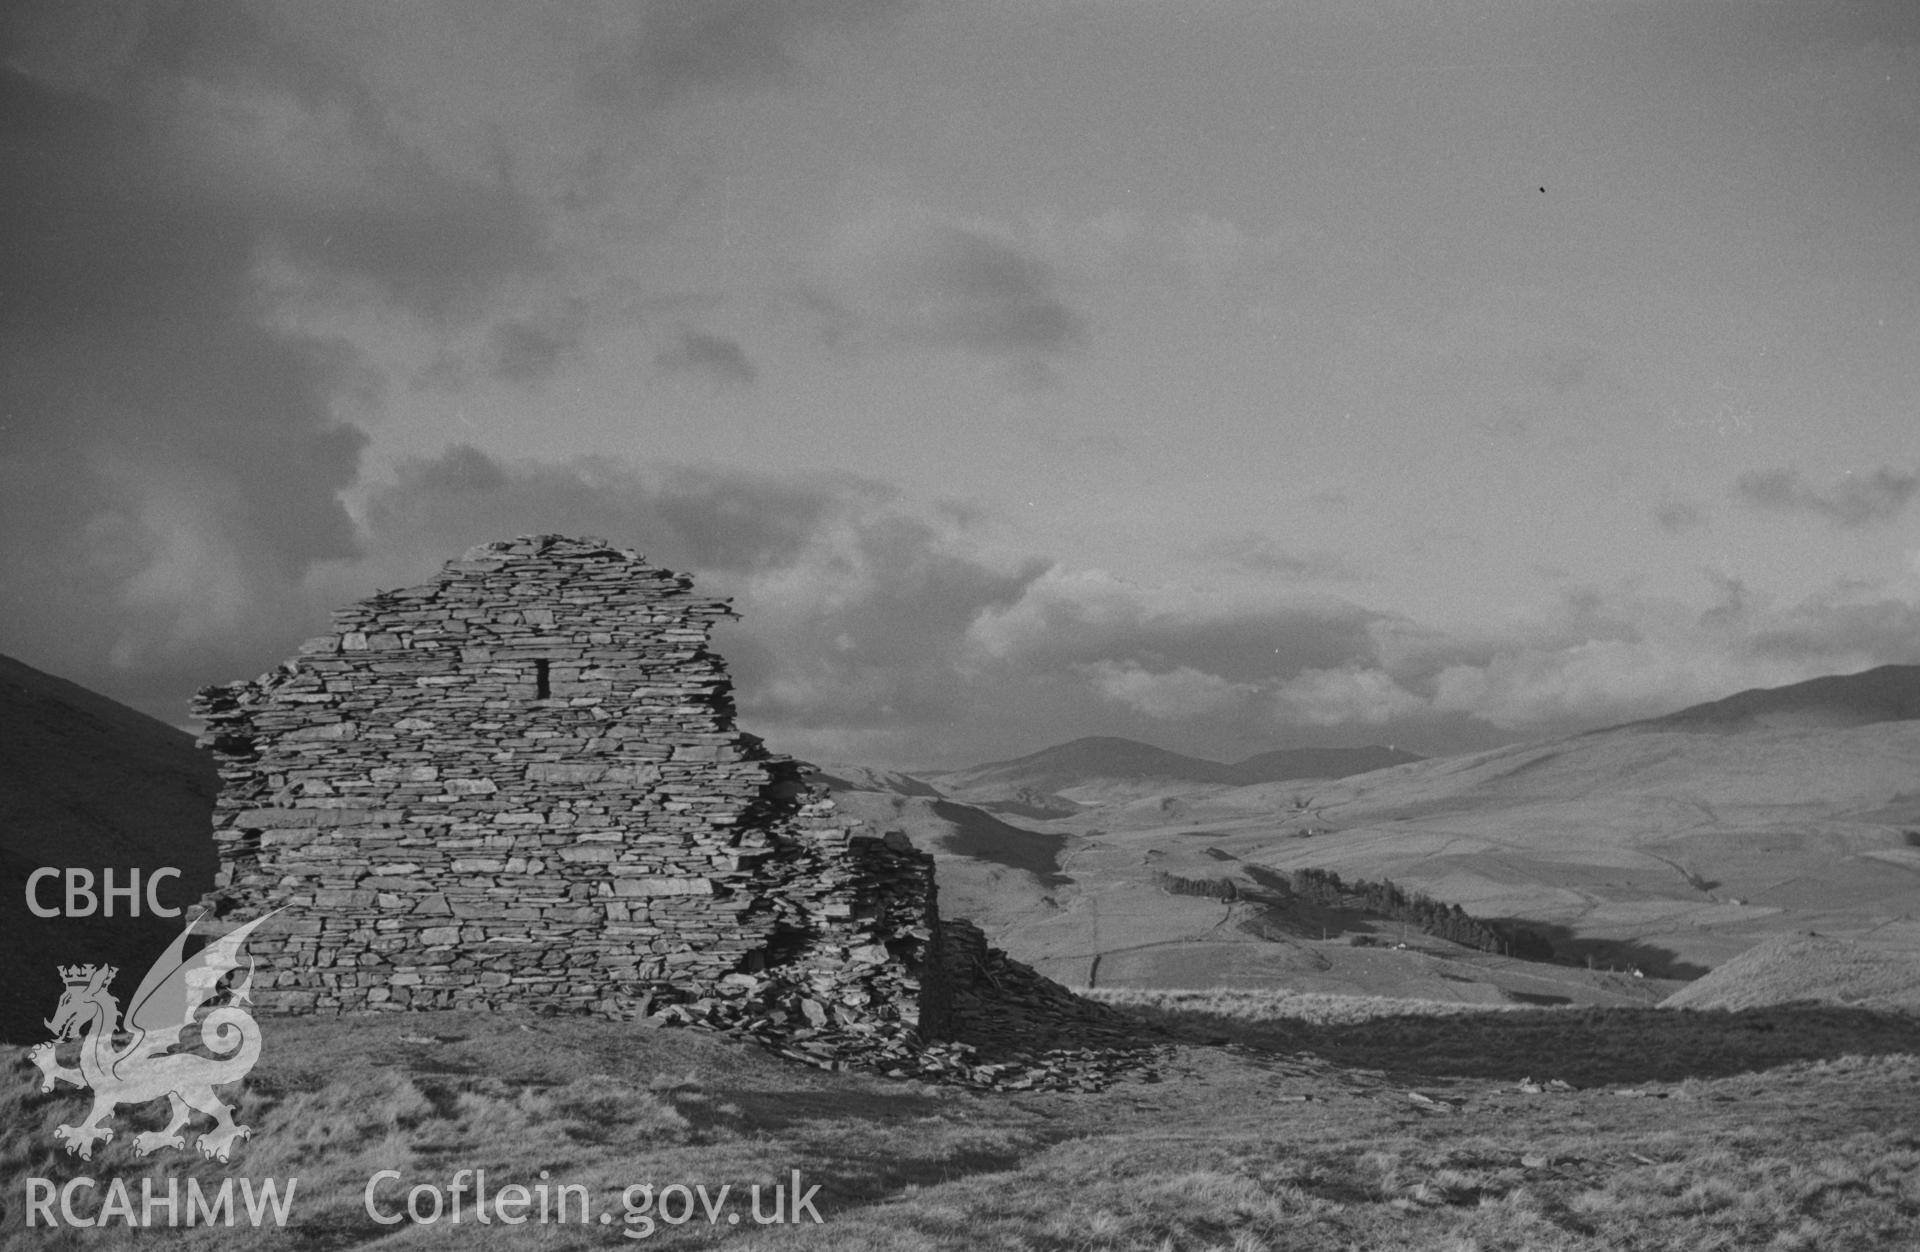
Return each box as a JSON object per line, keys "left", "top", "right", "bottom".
{"left": 1230, "top": 745, "right": 1429, "bottom": 784}
{"left": 1621, "top": 663, "right": 1920, "bottom": 734}
{"left": 809, "top": 763, "right": 946, "bottom": 799}
{"left": 827, "top": 667, "right": 1920, "bottom": 1008}
{"left": 0, "top": 654, "right": 218, "bottom": 1042}
{"left": 927, "top": 736, "right": 1423, "bottom": 804}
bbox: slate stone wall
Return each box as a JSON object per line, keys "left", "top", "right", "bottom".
{"left": 193, "top": 535, "right": 944, "bottom": 1033}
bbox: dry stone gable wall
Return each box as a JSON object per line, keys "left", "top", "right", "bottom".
{"left": 194, "top": 535, "right": 944, "bottom": 1033}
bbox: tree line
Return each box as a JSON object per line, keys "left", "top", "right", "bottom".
{"left": 1152, "top": 866, "right": 1555, "bottom": 960}
{"left": 1287, "top": 867, "right": 1552, "bottom": 958}
{"left": 1154, "top": 872, "right": 1240, "bottom": 901}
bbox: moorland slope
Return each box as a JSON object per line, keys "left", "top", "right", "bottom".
{"left": 0, "top": 653, "right": 218, "bottom": 1041}
{"left": 825, "top": 667, "right": 1920, "bottom": 1007}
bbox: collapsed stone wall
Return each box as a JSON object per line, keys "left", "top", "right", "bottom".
{"left": 194, "top": 535, "right": 945, "bottom": 1036}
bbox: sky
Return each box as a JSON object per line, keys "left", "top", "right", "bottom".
{"left": 2, "top": 0, "right": 1918, "bottom": 770}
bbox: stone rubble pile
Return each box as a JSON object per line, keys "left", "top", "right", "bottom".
{"left": 650, "top": 920, "right": 1170, "bottom": 1092}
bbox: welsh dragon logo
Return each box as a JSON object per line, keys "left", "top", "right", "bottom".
{"left": 28, "top": 911, "right": 277, "bottom": 1163}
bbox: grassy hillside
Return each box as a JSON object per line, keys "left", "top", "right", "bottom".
{"left": 925, "top": 736, "right": 1422, "bottom": 803}
{"left": 940, "top": 724, "right": 1920, "bottom": 992}
{"left": 827, "top": 784, "right": 1698, "bottom": 1008}
{"left": 820, "top": 697, "right": 1920, "bottom": 1008}
{"left": 1624, "top": 663, "right": 1920, "bottom": 733}
{"left": 0, "top": 654, "right": 219, "bottom": 1044}
{"left": 7, "top": 1002, "right": 1917, "bottom": 1249}
{"left": 1664, "top": 934, "right": 1920, "bottom": 1013}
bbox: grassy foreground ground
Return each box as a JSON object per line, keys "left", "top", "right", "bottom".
{"left": 5, "top": 995, "right": 1918, "bottom": 1251}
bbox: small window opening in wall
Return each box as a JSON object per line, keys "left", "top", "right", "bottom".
{"left": 534, "top": 658, "right": 551, "bottom": 700}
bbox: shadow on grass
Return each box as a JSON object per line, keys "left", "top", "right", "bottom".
{"left": 711, "top": 1088, "right": 951, "bottom": 1134}
{"left": 1489, "top": 920, "right": 1711, "bottom": 980}
{"left": 930, "top": 801, "right": 1071, "bottom": 887}
{"left": 744, "top": 1131, "right": 1036, "bottom": 1202}
{"left": 1128, "top": 1001, "right": 1920, "bottom": 1087}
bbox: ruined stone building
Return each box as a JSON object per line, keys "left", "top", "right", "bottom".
{"left": 193, "top": 535, "right": 946, "bottom": 1035}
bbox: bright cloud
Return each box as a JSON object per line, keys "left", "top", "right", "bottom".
{"left": 1079, "top": 661, "right": 1258, "bottom": 720}
{"left": 1272, "top": 667, "right": 1429, "bottom": 727}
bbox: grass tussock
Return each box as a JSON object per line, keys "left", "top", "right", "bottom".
{"left": 1088, "top": 985, "right": 1513, "bottom": 1027}
{"left": 715, "top": 1087, "right": 1920, "bottom": 1252}
{"left": 4, "top": 1007, "right": 1917, "bottom": 1249}
{"left": 1089, "top": 985, "right": 1920, "bottom": 1086}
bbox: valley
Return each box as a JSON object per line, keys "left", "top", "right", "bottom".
{"left": 819, "top": 668, "right": 1920, "bottom": 1012}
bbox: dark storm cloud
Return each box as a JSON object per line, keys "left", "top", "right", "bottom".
{"left": 399, "top": 442, "right": 511, "bottom": 494}
{"left": 0, "top": 5, "right": 551, "bottom": 720}
{"left": 810, "top": 216, "right": 1090, "bottom": 386}
{"left": 489, "top": 304, "right": 592, "bottom": 386}
{"left": 1654, "top": 499, "right": 1705, "bottom": 531}
{"left": 490, "top": 322, "right": 569, "bottom": 384}
{"left": 656, "top": 327, "right": 757, "bottom": 387}
{"left": 49, "top": 0, "right": 553, "bottom": 320}
{"left": 0, "top": 61, "right": 367, "bottom": 700}
{"left": 1207, "top": 533, "right": 1361, "bottom": 581}
{"left": 652, "top": 466, "right": 877, "bottom": 571}
{"left": 1734, "top": 465, "right": 1920, "bottom": 527}
{"left": 269, "top": 172, "right": 546, "bottom": 322}
{"left": 591, "top": 0, "right": 903, "bottom": 110}
{"left": 880, "top": 226, "right": 1086, "bottom": 358}
{"left": 1749, "top": 598, "right": 1920, "bottom": 664}
{"left": 742, "top": 529, "right": 1051, "bottom": 731}
{"left": 1697, "top": 572, "right": 1755, "bottom": 630}
{"left": 359, "top": 446, "right": 887, "bottom": 577}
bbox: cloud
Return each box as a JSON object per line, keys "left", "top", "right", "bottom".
{"left": 332, "top": 447, "right": 1052, "bottom": 762}
{"left": 1205, "top": 533, "right": 1361, "bottom": 580}
{"left": 490, "top": 321, "right": 569, "bottom": 384}
{"left": 9, "top": 433, "right": 1067, "bottom": 761}
{"left": 952, "top": 568, "right": 1487, "bottom": 753}
{"left": 1273, "top": 667, "right": 1428, "bottom": 727}
{"left": 656, "top": 326, "right": 757, "bottom": 387}
{"left": 0, "top": 0, "right": 151, "bottom": 99}
{"left": 1433, "top": 644, "right": 1692, "bottom": 731}
{"left": 590, "top": 0, "right": 903, "bottom": 110}
{"left": 809, "top": 201, "right": 1089, "bottom": 386}
{"left": 1654, "top": 499, "right": 1705, "bottom": 531}
{"left": 145, "top": 8, "right": 550, "bottom": 321}
{"left": 353, "top": 448, "right": 848, "bottom": 579}
{"left": 1080, "top": 662, "right": 1258, "bottom": 720}
{"left": 0, "top": 60, "right": 383, "bottom": 697}
{"left": 1749, "top": 597, "right": 1920, "bottom": 663}
{"left": 1420, "top": 574, "right": 1920, "bottom": 734}
{"left": 966, "top": 567, "right": 1388, "bottom": 685}
{"left": 17, "top": 415, "right": 1920, "bottom": 766}
{"left": 0, "top": 6, "right": 941, "bottom": 746}
{"left": 1020, "top": 205, "right": 1310, "bottom": 294}
{"left": 0, "top": 4, "right": 572, "bottom": 714}
{"left": 316, "top": 449, "right": 1494, "bottom": 762}
{"left": 1734, "top": 465, "right": 1920, "bottom": 527}
{"left": 872, "top": 225, "right": 1085, "bottom": 356}
{"left": 1344, "top": 297, "right": 1631, "bottom": 458}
